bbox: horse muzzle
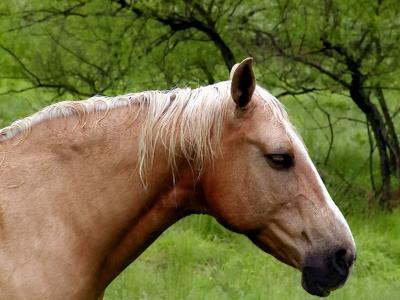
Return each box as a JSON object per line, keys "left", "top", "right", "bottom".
{"left": 301, "top": 247, "right": 356, "bottom": 297}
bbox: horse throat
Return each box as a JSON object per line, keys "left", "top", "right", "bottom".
{"left": 97, "top": 164, "right": 206, "bottom": 290}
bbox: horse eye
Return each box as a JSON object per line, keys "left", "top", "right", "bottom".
{"left": 265, "top": 153, "right": 294, "bottom": 170}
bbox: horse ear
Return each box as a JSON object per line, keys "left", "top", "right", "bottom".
{"left": 230, "top": 57, "right": 256, "bottom": 108}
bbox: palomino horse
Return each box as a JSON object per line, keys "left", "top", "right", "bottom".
{"left": 0, "top": 58, "right": 355, "bottom": 299}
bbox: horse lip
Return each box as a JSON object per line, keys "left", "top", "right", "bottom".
{"left": 301, "top": 274, "right": 331, "bottom": 297}
{"left": 316, "top": 283, "right": 331, "bottom": 297}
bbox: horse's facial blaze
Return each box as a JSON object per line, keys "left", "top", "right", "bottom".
{"left": 201, "top": 58, "right": 356, "bottom": 296}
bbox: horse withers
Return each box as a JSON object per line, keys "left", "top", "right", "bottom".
{"left": 0, "top": 58, "right": 355, "bottom": 299}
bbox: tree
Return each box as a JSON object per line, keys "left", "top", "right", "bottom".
{"left": 247, "top": 0, "right": 400, "bottom": 208}
{"left": 0, "top": 0, "right": 399, "bottom": 207}
{"left": 104, "top": 0, "right": 400, "bottom": 207}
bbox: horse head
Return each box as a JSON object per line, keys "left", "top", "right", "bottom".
{"left": 201, "top": 58, "right": 356, "bottom": 297}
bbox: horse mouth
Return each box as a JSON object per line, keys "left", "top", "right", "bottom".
{"left": 301, "top": 266, "right": 348, "bottom": 297}
{"left": 301, "top": 276, "right": 331, "bottom": 297}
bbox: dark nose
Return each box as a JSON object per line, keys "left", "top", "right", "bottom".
{"left": 302, "top": 247, "right": 356, "bottom": 297}
{"left": 332, "top": 248, "right": 355, "bottom": 276}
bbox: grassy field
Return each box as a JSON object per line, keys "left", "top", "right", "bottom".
{"left": 104, "top": 212, "right": 400, "bottom": 300}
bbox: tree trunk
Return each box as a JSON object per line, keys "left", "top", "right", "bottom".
{"left": 364, "top": 107, "right": 393, "bottom": 208}
{"left": 376, "top": 87, "right": 400, "bottom": 182}
{"left": 349, "top": 77, "right": 396, "bottom": 208}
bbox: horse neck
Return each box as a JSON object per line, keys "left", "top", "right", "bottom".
{"left": 1, "top": 105, "right": 206, "bottom": 295}
{"left": 90, "top": 107, "right": 207, "bottom": 288}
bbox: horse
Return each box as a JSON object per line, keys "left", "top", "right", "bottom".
{"left": 0, "top": 58, "right": 355, "bottom": 299}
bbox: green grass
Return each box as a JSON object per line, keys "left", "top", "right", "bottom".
{"left": 104, "top": 212, "right": 400, "bottom": 300}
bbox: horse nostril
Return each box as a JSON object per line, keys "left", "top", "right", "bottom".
{"left": 332, "top": 248, "right": 355, "bottom": 276}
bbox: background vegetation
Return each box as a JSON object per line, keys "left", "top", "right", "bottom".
{"left": 0, "top": 0, "right": 399, "bottom": 299}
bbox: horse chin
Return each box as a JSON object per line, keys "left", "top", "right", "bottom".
{"left": 301, "top": 275, "right": 331, "bottom": 297}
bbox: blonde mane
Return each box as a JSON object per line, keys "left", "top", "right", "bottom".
{"left": 0, "top": 81, "right": 287, "bottom": 180}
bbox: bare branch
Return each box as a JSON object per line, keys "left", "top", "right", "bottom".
{"left": 0, "top": 44, "right": 40, "bottom": 84}
{"left": 315, "top": 99, "right": 334, "bottom": 165}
